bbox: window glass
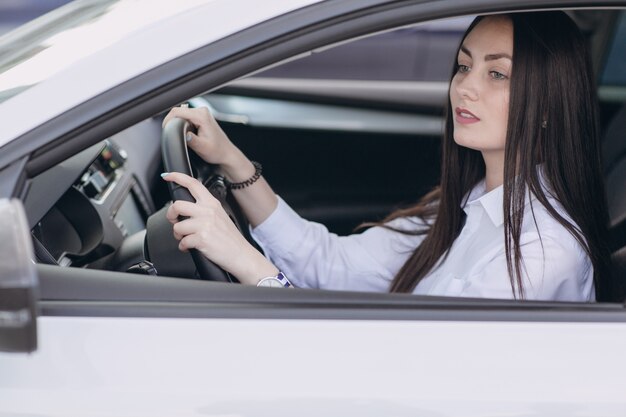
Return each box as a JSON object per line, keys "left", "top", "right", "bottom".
{"left": 257, "top": 16, "right": 473, "bottom": 82}
{"left": 0, "top": 0, "right": 71, "bottom": 35}
{"left": 602, "top": 11, "right": 626, "bottom": 86}
{"left": 0, "top": 0, "right": 208, "bottom": 104}
{"left": 0, "top": 1, "right": 119, "bottom": 103}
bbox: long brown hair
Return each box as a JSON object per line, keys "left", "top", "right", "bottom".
{"left": 382, "top": 12, "right": 617, "bottom": 301}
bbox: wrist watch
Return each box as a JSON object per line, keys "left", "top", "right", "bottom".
{"left": 257, "top": 271, "right": 294, "bottom": 288}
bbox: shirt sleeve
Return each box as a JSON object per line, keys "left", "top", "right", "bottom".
{"left": 250, "top": 196, "right": 427, "bottom": 291}
{"left": 462, "top": 229, "right": 594, "bottom": 301}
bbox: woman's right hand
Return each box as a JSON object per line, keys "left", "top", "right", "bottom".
{"left": 162, "top": 171, "right": 279, "bottom": 284}
{"left": 162, "top": 106, "right": 236, "bottom": 166}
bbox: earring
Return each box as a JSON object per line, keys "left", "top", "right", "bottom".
{"left": 541, "top": 120, "right": 548, "bottom": 129}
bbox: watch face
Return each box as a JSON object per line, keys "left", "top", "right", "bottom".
{"left": 259, "top": 278, "right": 284, "bottom": 288}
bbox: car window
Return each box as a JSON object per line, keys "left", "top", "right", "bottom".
{"left": 0, "top": 0, "right": 72, "bottom": 36}
{"left": 256, "top": 16, "right": 472, "bottom": 82}
{"left": 16, "top": 7, "right": 625, "bottom": 305}
{"left": 0, "top": 0, "right": 119, "bottom": 103}
{"left": 208, "top": 10, "right": 624, "bottom": 303}
{"left": 0, "top": 0, "right": 210, "bottom": 105}
{"left": 601, "top": 10, "right": 626, "bottom": 86}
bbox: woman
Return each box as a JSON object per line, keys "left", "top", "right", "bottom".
{"left": 161, "top": 11, "right": 616, "bottom": 301}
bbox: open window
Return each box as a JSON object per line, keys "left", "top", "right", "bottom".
{"left": 13, "top": 7, "right": 626, "bottom": 309}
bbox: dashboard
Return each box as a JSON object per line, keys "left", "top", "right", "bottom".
{"left": 25, "top": 119, "right": 163, "bottom": 272}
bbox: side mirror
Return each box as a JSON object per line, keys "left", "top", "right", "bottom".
{"left": 0, "top": 199, "right": 38, "bottom": 353}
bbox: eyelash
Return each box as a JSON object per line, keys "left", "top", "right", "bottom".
{"left": 490, "top": 70, "right": 507, "bottom": 80}
{"left": 456, "top": 64, "right": 508, "bottom": 80}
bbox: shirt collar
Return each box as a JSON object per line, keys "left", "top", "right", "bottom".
{"left": 462, "top": 169, "right": 547, "bottom": 227}
{"left": 463, "top": 180, "right": 505, "bottom": 227}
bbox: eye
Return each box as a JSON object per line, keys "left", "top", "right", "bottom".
{"left": 490, "top": 70, "right": 508, "bottom": 80}
{"left": 457, "top": 64, "right": 470, "bottom": 73}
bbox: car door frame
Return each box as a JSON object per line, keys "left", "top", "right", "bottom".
{"left": 8, "top": 0, "right": 626, "bottom": 322}
{"left": 0, "top": 0, "right": 625, "bottom": 319}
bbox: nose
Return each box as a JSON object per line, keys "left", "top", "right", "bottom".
{"left": 454, "top": 71, "right": 479, "bottom": 101}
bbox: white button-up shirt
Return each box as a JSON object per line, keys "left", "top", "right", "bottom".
{"left": 251, "top": 180, "right": 594, "bottom": 301}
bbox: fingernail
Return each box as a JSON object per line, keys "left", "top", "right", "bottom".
{"left": 160, "top": 172, "right": 170, "bottom": 178}
{"left": 185, "top": 133, "right": 192, "bottom": 142}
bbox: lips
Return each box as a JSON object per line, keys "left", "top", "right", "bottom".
{"left": 455, "top": 107, "right": 480, "bottom": 124}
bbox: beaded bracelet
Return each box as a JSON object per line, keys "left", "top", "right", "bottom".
{"left": 224, "top": 161, "right": 263, "bottom": 190}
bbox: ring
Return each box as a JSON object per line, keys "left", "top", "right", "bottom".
{"left": 180, "top": 102, "right": 189, "bottom": 108}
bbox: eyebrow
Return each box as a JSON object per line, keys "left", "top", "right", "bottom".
{"left": 460, "top": 45, "right": 512, "bottom": 61}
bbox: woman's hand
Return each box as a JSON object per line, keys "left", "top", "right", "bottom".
{"left": 161, "top": 171, "right": 279, "bottom": 285}
{"left": 162, "top": 106, "right": 257, "bottom": 183}
{"left": 162, "top": 106, "right": 237, "bottom": 166}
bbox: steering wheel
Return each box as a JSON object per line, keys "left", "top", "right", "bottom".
{"left": 158, "top": 116, "right": 250, "bottom": 282}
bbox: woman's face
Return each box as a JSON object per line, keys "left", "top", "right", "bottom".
{"left": 450, "top": 16, "right": 513, "bottom": 158}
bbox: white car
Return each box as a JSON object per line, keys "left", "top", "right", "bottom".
{"left": 0, "top": 0, "right": 625, "bottom": 416}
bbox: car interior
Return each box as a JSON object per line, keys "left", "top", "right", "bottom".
{"left": 23, "top": 9, "right": 626, "bottom": 304}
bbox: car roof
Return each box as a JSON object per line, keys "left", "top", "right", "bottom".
{"left": 0, "top": 0, "right": 322, "bottom": 148}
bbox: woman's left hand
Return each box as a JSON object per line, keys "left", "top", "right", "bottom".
{"left": 161, "top": 172, "right": 278, "bottom": 284}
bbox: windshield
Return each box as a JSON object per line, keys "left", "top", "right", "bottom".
{"left": 0, "top": 0, "right": 209, "bottom": 105}
{"left": 0, "top": 0, "right": 118, "bottom": 103}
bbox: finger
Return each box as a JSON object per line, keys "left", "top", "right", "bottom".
{"left": 184, "top": 130, "right": 199, "bottom": 146}
{"left": 162, "top": 107, "right": 191, "bottom": 128}
{"left": 184, "top": 131, "right": 205, "bottom": 155}
{"left": 162, "top": 107, "right": 184, "bottom": 128}
{"left": 165, "top": 202, "right": 178, "bottom": 224}
{"left": 185, "top": 130, "right": 211, "bottom": 157}
{"left": 161, "top": 172, "right": 217, "bottom": 204}
{"left": 162, "top": 107, "right": 209, "bottom": 129}
{"left": 166, "top": 200, "right": 204, "bottom": 224}
{"left": 172, "top": 217, "right": 207, "bottom": 239}
{"left": 179, "top": 234, "right": 199, "bottom": 252}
